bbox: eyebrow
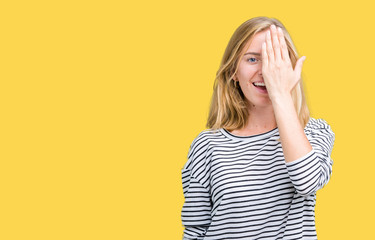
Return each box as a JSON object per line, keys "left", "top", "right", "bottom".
{"left": 244, "top": 52, "right": 261, "bottom": 56}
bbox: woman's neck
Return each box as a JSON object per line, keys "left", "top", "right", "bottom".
{"left": 238, "top": 104, "right": 277, "bottom": 135}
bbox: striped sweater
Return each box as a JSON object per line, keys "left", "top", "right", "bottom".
{"left": 181, "top": 118, "right": 335, "bottom": 239}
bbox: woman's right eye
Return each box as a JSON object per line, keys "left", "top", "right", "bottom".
{"left": 247, "top": 57, "right": 258, "bottom": 63}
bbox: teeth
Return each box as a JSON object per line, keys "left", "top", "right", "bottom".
{"left": 253, "top": 82, "right": 266, "bottom": 87}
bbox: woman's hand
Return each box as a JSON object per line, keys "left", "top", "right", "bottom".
{"left": 261, "top": 24, "right": 306, "bottom": 101}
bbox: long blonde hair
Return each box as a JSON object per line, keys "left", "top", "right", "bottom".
{"left": 206, "top": 16, "right": 310, "bottom": 131}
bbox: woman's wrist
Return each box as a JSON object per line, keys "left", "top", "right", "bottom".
{"left": 269, "top": 91, "right": 293, "bottom": 106}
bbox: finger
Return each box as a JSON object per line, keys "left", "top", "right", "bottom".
{"left": 262, "top": 42, "right": 268, "bottom": 68}
{"left": 294, "top": 56, "right": 306, "bottom": 81}
{"left": 277, "top": 27, "right": 290, "bottom": 63}
{"left": 270, "top": 25, "right": 282, "bottom": 64}
{"left": 266, "top": 30, "right": 274, "bottom": 63}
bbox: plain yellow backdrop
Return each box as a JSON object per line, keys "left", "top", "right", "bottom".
{"left": 1, "top": 0, "right": 374, "bottom": 239}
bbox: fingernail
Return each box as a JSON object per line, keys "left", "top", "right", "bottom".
{"left": 278, "top": 27, "right": 282, "bottom": 32}
{"left": 271, "top": 25, "right": 276, "bottom": 30}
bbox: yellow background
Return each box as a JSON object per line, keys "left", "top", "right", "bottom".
{"left": 1, "top": 0, "right": 374, "bottom": 239}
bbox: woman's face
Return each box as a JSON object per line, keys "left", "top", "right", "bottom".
{"left": 235, "top": 30, "right": 271, "bottom": 108}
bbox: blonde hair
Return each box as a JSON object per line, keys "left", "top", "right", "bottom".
{"left": 206, "top": 16, "right": 310, "bottom": 131}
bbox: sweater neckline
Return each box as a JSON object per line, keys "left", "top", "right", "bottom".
{"left": 220, "top": 127, "right": 279, "bottom": 142}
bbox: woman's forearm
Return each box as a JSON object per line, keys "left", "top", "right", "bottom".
{"left": 271, "top": 94, "right": 312, "bottom": 163}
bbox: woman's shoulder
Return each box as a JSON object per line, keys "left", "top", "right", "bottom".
{"left": 183, "top": 129, "right": 219, "bottom": 173}
{"left": 190, "top": 128, "right": 222, "bottom": 145}
{"left": 306, "top": 117, "right": 329, "bottom": 127}
{"left": 304, "top": 117, "right": 335, "bottom": 138}
{"left": 187, "top": 128, "right": 222, "bottom": 157}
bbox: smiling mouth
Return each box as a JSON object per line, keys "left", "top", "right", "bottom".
{"left": 252, "top": 82, "right": 268, "bottom": 92}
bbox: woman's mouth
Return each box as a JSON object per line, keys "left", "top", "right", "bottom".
{"left": 252, "top": 82, "right": 268, "bottom": 93}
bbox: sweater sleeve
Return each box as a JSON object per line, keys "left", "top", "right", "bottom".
{"left": 285, "top": 118, "right": 335, "bottom": 197}
{"left": 181, "top": 132, "right": 212, "bottom": 240}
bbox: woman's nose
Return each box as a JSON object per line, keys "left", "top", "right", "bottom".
{"left": 258, "top": 67, "right": 262, "bottom": 75}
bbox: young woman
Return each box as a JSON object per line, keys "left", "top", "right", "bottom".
{"left": 180, "top": 17, "right": 335, "bottom": 239}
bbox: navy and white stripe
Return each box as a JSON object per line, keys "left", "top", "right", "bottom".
{"left": 181, "top": 118, "right": 335, "bottom": 240}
